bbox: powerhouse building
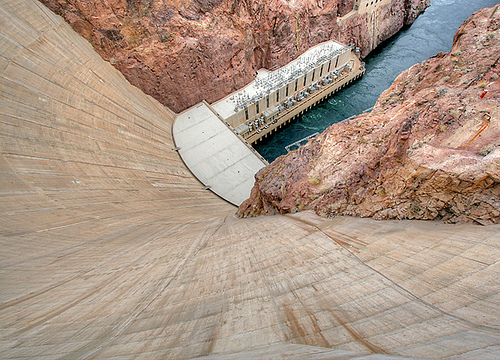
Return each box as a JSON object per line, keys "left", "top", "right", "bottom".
{"left": 210, "top": 40, "right": 365, "bottom": 143}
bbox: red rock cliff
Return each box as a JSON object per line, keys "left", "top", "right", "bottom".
{"left": 40, "top": 0, "right": 428, "bottom": 112}
{"left": 238, "top": 5, "right": 500, "bottom": 225}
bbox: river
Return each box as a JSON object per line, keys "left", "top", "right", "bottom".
{"left": 254, "top": 0, "right": 499, "bottom": 162}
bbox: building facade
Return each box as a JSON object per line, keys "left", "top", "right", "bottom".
{"left": 356, "top": 0, "right": 391, "bottom": 14}
{"left": 210, "top": 40, "right": 365, "bottom": 144}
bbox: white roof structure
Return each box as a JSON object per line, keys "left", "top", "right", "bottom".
{"left": 212, "top": 40, "right": 349, "bottom": 119}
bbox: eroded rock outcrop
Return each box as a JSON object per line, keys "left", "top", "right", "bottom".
{"left": 238, "top": 5, "right": 500, "bottom": 224}
{"left": 40, "top": 0, "right": 428, "bottom": 112}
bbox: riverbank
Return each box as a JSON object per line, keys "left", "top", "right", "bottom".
{"left": 255, "top": 0, "right": 500, "bottom": 162}
{"left": 239, "top": 4, "right": 500, "bottom": 224}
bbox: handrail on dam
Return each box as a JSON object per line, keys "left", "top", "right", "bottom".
{"left": 285, "top": 132, "right": 320, "bottom": 153}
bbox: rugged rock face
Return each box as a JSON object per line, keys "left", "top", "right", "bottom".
{"left": 238, "top": 5, "right": 500, "bottom": 225}
{"left": 40, "top": 0, "right": 428, "bottom": 112}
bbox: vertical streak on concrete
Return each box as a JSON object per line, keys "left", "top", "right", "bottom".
{"left": 294, "top": 10, "right": 301, "bottom": 56}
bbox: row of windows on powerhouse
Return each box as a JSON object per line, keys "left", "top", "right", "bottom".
{"left": 355, "top": 0, "right": 383, "bottom": 7}
{"left": 365, "top": 0, "right": 382, "bottom": 7}
{"left": 244, "top": 56, "right": 340, "bottom": 119}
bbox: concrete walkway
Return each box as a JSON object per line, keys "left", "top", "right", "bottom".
{"left": 173, "top": 102, "right": 267, "bottom": 206}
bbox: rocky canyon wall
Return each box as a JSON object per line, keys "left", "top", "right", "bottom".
{"left": 238, "top": 5, "right": 500, "bottom": 225}
{"left": 40, "top": 0, "right": 428, "bottom": 112}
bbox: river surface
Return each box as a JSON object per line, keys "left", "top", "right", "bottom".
{"left": 255, "top": 0, "right": 498, "bottom": 162}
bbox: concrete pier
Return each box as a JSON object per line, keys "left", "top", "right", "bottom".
{"left": 1, "top": 1, "right": 500, "bottom": 359}
{"left": 173, "top": 102, "right": 267, "bottom": 206}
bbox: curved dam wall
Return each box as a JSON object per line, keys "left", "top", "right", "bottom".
{"left": 0, "top": 0, "right": 233, "bottom": 235}
{"left": 1, "top": 1, "right": 500, "bottom": 359}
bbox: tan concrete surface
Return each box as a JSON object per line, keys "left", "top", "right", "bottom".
{"left": 173, "top": 102, "right": 267, "bottom": 206}
{"left": 1, "top": 1, "right": 499, "bottom": 359}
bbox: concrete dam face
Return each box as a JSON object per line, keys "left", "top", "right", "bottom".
{"left": 1, "top": 1, "right": 499, "bottom": 358}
